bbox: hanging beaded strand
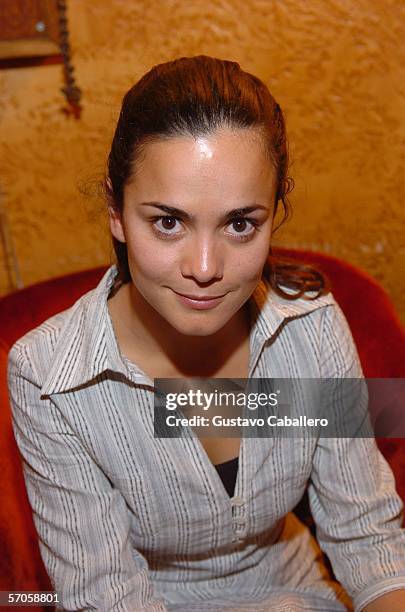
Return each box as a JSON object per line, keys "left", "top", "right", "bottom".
{"left": 57, "top": 0, "right": 82, "bottom": 118}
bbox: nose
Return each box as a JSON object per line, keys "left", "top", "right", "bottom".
{"left": 181, "top": 234, "right": 224, "bottom": 283}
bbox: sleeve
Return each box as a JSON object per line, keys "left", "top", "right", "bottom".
{"left": 307, "top": 301, "right": 405, "bottom": 612}
{"left": 7, "top": 342, "right": 168, "bottom": 612}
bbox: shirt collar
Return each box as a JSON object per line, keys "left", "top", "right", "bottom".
{"left": 40, "top": 266, "right": 138, "bottom": 396}
{"left": 40, "top": 265, "right": 334, "bottom": 395}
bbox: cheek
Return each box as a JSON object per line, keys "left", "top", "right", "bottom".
{"left": 126, "top": 233, "right": 177, "bottom": 280}
{"left": 231, "top": 235, "right": 271, "bottom": 280}
{"left": 231, "top": 254, "right": 267, "bottom": 285}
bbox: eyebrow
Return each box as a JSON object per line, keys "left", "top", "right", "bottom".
{"left": 140, "top": 201, "right": 268, "bottom": 221}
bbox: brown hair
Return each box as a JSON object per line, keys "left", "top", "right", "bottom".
{"left": 106, "top": 55, "right": 330, "bottom": 300}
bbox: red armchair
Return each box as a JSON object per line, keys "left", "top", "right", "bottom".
{"left": 1, "top": 250, "right": 404, "bottom": 608}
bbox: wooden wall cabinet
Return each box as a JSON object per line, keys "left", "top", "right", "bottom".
{"left": 0, "top": 0, "right": 61, "bottom": 65}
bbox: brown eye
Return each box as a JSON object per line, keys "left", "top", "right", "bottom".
{"left": 226, "top": 217, "right": 258, "bottom": 240}
{"left": 161, "top": 216, "right": 177, "bottom": 230}
{"left": 152, "top": 215, "right": 183, "bottom": 237}
{"left": 232, "top": 218, "right": 248, "bottom": 233}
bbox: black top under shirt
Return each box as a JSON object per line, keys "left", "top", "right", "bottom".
{"left": 213, "top": 456, "right": 239, "bottom": 498}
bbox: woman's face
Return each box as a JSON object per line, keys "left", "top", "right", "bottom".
{"left": 109, "top": 127, "right": 276, "bottom": 337}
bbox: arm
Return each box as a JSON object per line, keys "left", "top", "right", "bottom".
{"left": 307, "top": 302, "right": 405, "bottom": 612}
{"left": 7, "top": 343, "right": 168, "bottom": 612}
{"left": 363, "top": 589, "right": 405, "bottom": 611}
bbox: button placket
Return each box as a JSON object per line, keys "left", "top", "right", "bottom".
{"left": 231, "top": 495, "right": 247, "bottom": 542}
{"left": 230, "top": 432, "right": 249, "bottom": 543}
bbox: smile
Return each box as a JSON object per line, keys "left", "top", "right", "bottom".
{"left": 172, "top": 290, "right": 226, "bottom": 310}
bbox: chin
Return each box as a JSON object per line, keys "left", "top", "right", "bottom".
{"left": 166, "top": 316, "right": 226, "bottom": 337}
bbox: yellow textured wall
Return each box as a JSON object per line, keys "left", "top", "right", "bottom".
{"left": 1, "top": 0, "right": 404, "bottom": 323}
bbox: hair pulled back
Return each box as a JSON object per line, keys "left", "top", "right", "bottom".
{"left": 106, "top": 55, "right": 329, "bottom": 300}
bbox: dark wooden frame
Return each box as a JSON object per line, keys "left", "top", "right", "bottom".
{"left": 0, "top": 0, "right": 62, "bottom": 68}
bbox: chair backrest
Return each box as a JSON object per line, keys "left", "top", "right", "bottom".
{"left": 0, "top": 343, "right": 53, "bottom": 597}
{"left": 273, "top": 248, "right": 405, "bottom": 378}
{"left": 0, "top": 266, "right": 107, "bottom": 599}
{"left": 0, "top": 266, "right": 108, "bottom": 351}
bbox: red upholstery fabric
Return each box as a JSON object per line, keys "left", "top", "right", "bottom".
{"left": 0, "top": 268, "right": 107, "bottom": 610}
{"left": 0, "top": 345, "right": 51, "bottom": 603}
{"left": 276, "top": 248, "right": 405, "bottom": 378}
{"left": 0, "top": 266, "right": 107, "bottom": 350}
{"left": 1, "top": 252, "right": 404, "bottom": 607}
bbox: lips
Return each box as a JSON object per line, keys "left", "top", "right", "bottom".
{"left": 174, "top": 291, "right": 226, "bottom": 301}
{"left": 172, "top": 289, "right": 226, "bottom": 310}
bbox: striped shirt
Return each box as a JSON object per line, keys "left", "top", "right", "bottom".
{"left": 7, "top": 265, "right": 405, "bottom": 611}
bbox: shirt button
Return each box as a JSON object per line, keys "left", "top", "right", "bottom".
{"left": 233, "top": 520, "right": 246, "bottom": 527}
{"left": 232, "top": 535, "right": 244, "bottom": 543}
{"left": 232, "top": 536, "right": 245, "bottom": 545}
{"left": 231, "top": 496, "right": 245, "bottom": 506}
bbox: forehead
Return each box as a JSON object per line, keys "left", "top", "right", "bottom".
{"left": 126, "top": 128, "right": 275, "bottom": 198}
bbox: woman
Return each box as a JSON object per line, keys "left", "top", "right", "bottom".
{"left": 7, "top": 56, "right": 405, "bottom": 611}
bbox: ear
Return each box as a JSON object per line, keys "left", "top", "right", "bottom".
{"left": 108, "top": 204, "right": 126, "bottom": 244}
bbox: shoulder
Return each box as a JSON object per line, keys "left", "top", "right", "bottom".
{"left": 283, "top": 288, "right": 360, "bottom": 363}
{"left": 258, "top": 277, "right": 340, "bottom": 331}
{"left": 7, "top": 288, "right": 95, "bottom": 387}
{"left": 307, "top": 292, "right": 364, "bottom": 377}
{"left": 287, "top": 289, "right": 349, "bottom": 352}
{"left": 267, "top": 283, "right": 361, "bottom": 374}
{"left": 7, "top": 266, "right": 118, "bottom": 389}
{"left": 274, "top": 284, "right": 352, "bottom": 332}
